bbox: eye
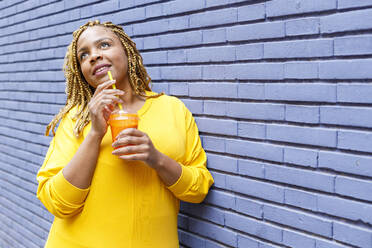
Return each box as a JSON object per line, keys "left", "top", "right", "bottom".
{"left": 80, "top": 52, "right": 88, "bottom": 61}
{"left": 100, "top": 42, "right": 110, "bottom": 48}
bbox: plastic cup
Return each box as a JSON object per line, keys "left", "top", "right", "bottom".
{"left": 108, "top": 109, "right": 139, "bottom": 145}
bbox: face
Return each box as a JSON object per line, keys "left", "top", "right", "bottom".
{"left": 76, "top": 26, "right": 129, "bottom": 88}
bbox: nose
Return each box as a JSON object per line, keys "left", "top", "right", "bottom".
{"left": 90, "top": 52, "right": 102, "bottom": 63}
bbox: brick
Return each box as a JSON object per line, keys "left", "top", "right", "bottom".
{"left": 161, "top": 66, "right": 201, "bottom": 80}
{"left": 202, "top": 136, "right": 225, "bottom": 153}
{"left": 145, "top": 4, "right": 162, "bottom": 18}
{"left": 188, "top": 218, "right": 237, "bottom": 247}
{"left": 338, "top": 130, "right": 372, "bottom": 153}
{"left": 132, "top": 19, "right": 168, "bottom": 36}
{"left": 335, "top": 176, "right": 372, "bottom": 202}
{"left": 315, "top": 239, "right": 348, "bottom": 248}
{"left": 179, "top": 230, "right": 205, "bottom": 248}
{"left": 181, "top": 99, "right": 203, "bottom": 114}
{"left": 151, "top": 82, "right": 168, "bottom": 94}
{"left": 202, "top": 28, "right": 226, "bottom": 44}
{"left": 264, "top": 204, "right": 333, "bottom": 237}
{"left": 196, "top": 117, "right": 237, "bottom": 136}
{"left": 160, "top": 31, "right": 202, "bottom": 48}
{"left": 265, "top": 163, "right": 334, "bottom": 192}
{"left": 204, "top": 189, "right": 235, "bottom": 210}
{"left": 207, "top": 153, "right": 237, "bottom": 173}
{"left": 226, "top": 139, "right": 283, "bottom": 163}
{"left": 238, "top": 122, "right": 266, "bottom": 140}
{"left": 205, "top": 239, "right": 228, "bottom": 248}
{"left": 178, "top": 213, "right": 189, "bottom": 229}
{"left": 338, "top": 0, "right": 372, "bottom": 9}
{"left": 141, "top": 51, "right": 167, "bottom": 65}
{"left": 235, "top": 197, "right": 263, "bottom": 219}
{"left": 227, "top": 22, "right": 285, "bottom": 42}
{"left": 180, "top": 203, "right": 224, "bottom": 225}
{"left": 236, "top": 44, "right": 263, "bottom": 61}
{"left": 163, "top": 0, "right": 205, "bottom": 15}
{"left": 321, "top": 59, "right": 372, "bottom": 79}
{"left": 210, "top": 171, "right": 226, "bottom": 189}
{"left": 238, "top": 159, "right": 265, "bottom": 178}
{"left": 189, "top": 83, "right": 237, "bottom": 98}
{"left": 167, "top": 50, "right": 186, "bottom": 64}
{"left": 284, "top": 188, "right": 317, "bottom": 211}
{"left": 318, "top": 195, "right": 372, "bottom": 225}
{"left": 267, "top": 0, "right": 337, "bottom": 17}
{"left": 238, "top": 3, "right": 265, "bottom": 22}
{"left": 284, "top": 147, "right": 318, "bottom": 168}
{"left": 226, "top": 175, "right": 285, "bottom": 203}
{"left": 205, "top": 0, "right": 248, "bottom": 8}
{"left": 321, "top": 8, "right": 372, "bottom": 33}
{"left": 144, "top": 36, "right": 160, "bottom": 50}
{"left": 202, "top": 65, "right": 229, "bottom": 80}
{"left": 321, "top": 106, "right": 372, "bottom": 128}
{"left": 318, "top": 151, "right": 372, "bottom": 177}
{"left": 286, "top": 105, "right": 319, "bottom": 124}
{"left": 204, "top": 101, "right": 227, "bottom": 116}
{"left": 285, "top": 17, "right": 320, "bottom": 36}
{"left": 267, "top": 124, "right": 337, "bottom": 148}
{"left": 237, "top": 83, "right": 265, "bottom": 100}
{"left": 265, "top": 83, "right": 336, "bottom": 102}
{"left": 338, "top": 83, "right": 372, "bottom": 104}
{"left": 169, "top": 82, "right": 188, "bottom": 96}
{"left": 284, "top": 62, "right": 318, "bottom": 79}
{"left": 238, "top": 235, "right": 259, "bottom": 248}
{"left": 334, "top": 35, "right": 372, "bottom": 56}
{"left": 225, "top": 212, "right": 283, "bottom": 243}
{"left": 333, "top": 221, "right": 372, "bottom": 248}
{"left": 227, "top": 102, "right": 285, "bottom": 120}
{"left": 187, "top": 46, "right": 235, "bottom": 63}
{"left": 190, "top": 8, "right": 237, "bottom": 28}
{"left": 112, "top": 7, "right": 145, "bottom": 24}
{"left": 168, "top": 16, "right": 189, "bottom": 31}
{"left": 147, "top": 67, "right": 161, "bottom": 81}
{"left": 283, "top": 230, "right": 315, "bottom": 248}
{"left": 264, "top": 39, "right": 333, "bottom": 58}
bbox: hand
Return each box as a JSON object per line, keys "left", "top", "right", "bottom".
{"left": 111, "top": 128, "right": 162, "bottom": 169}
{"left": 88, "top": 80, "right": 125, "bottom": 138}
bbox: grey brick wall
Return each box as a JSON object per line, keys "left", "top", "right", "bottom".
{"left": 1, "top": 0, "right": 372, "bottom": 247}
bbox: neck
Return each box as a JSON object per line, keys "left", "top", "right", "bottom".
{"left": 118, "top": 85, "right": 146, "bottom": 113}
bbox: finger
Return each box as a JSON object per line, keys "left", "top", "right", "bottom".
{"left": 112, "top": 136, "right": 144, "bottom": 148}
{"left": 101, "top": 89, "right": 125, "bottom": 96}
{"left": 119, "top": 153, "right": 147, "bottom": 161}
{"left": 112, "top": 144, "right": 147, "bottom": 156}
{"left": 93, "top": 80, "right": 116, "bottom": 96}
{"left": 116, "top": 128, "right": 143, "bottom": 139}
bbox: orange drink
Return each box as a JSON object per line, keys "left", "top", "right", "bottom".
{"left": 108, "top": 110, "right": 139, "bottom": 144}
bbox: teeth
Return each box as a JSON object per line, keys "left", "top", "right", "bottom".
{"left": 96, "top": 66, "right": 108, "bottom": 74}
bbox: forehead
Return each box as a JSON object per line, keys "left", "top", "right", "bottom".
{"left": 77, "top": 26, "right": 118, "bottom": 49}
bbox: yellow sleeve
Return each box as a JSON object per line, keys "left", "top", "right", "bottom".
{"left": 167, "top": 104, "right": 214, "bottom": 203}
{"left": 36, "top": 111, "right": 88, "bottom": 218}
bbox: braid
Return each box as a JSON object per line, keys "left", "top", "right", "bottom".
{"left": 45, "top": 20, "right": 162, "bottom": 137}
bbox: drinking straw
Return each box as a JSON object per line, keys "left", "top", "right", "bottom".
{"left": 107, "top": 71, "right": 123, "bottom": 110}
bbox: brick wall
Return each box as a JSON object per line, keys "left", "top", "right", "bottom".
{"left": 1, "top": 0, "right": 372, "bottom": 247}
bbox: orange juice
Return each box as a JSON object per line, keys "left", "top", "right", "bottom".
{"left": 108, "top": 110, "right": 139, "bottom": 143}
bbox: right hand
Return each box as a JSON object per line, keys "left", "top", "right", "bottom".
{"left": 88, "top": 80, "right": 124, "bottom": 139}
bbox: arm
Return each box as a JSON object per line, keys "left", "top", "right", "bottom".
{"left": 112, "top": 101, "right": 214, "bottom": 203}
{"left": 36, "top": 80, "right": 124, "bottom": 218}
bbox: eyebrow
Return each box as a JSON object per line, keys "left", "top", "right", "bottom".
{"left": 77, "top": 37, "right": 114, "bottom": 54}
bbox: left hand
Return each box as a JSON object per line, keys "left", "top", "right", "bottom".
{"left": 111, "top": 128, "right": 162, "bottom": 169}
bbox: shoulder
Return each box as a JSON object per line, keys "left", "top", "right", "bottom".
{"left": 150, "top": 92, "right": 188, "bottom": 114}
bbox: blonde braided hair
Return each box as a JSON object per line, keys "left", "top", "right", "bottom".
{"left": 46, "top": 20, "right": 162, "bottom": 137}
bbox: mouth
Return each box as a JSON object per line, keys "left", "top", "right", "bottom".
{"left": 93, "top": 64, "right": 111, "bottom": 76}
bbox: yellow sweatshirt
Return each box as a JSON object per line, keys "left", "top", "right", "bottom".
{"left": 36, "top": 92, "right": 214, "bottom": 248}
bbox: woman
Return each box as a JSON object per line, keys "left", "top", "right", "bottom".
{"left": 36, "top": 20, "right": 214, "bottom": 248}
